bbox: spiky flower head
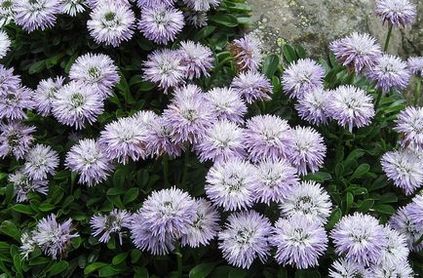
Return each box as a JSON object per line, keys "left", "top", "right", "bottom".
{"left": 280, "top": 181, "right": 332, "bottom": 224}
{"left": 20, "top": 232, "right": 37, "bottom": 260}
{"left": 381, "top": 149, "right": 423, "bottom": 195}
{"left": 178, "top": 40, "right": 214, "bottom": 80}
{"left": 408, "top": 195, "right": 423, "bottom": 234}
{"left": 143, "top": 49, "right": 186, "bottom": 92}
{"left": 136, "top": 0, "right": 175, "bottom": 8}
{"left": 61, "top": 0, "right": 86, "bottom": 16}
{"left": 32, "top": 214, "right": 79, "bottom": 259}
{"left": 69, "top": 53, "right": 120, "bottom": 98}
{"left": 271, "top": 215, "right": 328, "bottom": 269}
{"left": 231, "top": 71, "right": 273, "bottom": 104}
{"left": 90, "top": 209, "right": 131, "bottom": 244}
{"left": 33, "top": 76, "right": 65, "bottom": 116}
{"left": 253, "top": 159, "right": 299, "bottom": 205}
{"left": 13, "top": 0, "right": 62, "bottom": 32}
{"left": 331, "top": 213, "right": 388, "bottom": 266}
{"left": 218, "top": 210, "right": 272, "bottom": 269}
{"left": 205, "top": 158, "right": 257, "bottom": 211}
{"left": 394, "top": 106, "right": 423, "bottom": 149}
{"left": 0, "top": 122, "right": 35, "bottom": 160}
{"left": 0, "top": 29, "right": 11, "bottom": 59}
{"left": 195, "top": 120, "right": 245, "bottom": 163}
{"left": 0, "top": 86, "right": 34, "bottom": 120}
{"left": 66, "top": 139, "right": 114, "bottom": 186}
{"left": 23, "top": 144, "right": 59, "bottom": 181}
{"left": 9, "top": 170, "right": 48, "bottom": 203}
{"left": 282, "top": 58, "right": 325, "bottom": 99}
{"left": 229, "top": 34, "right": 263, "bottom": 72}
{"left": 379, "top": 226, "right": 409, "bottom": 266}
{"left": 375, "top": 0, "right": 416, "bottom": 27}
{"left": 243, "top": 115, "right": 294, "bottom": 162}
{"left": 129, "top": 187, "right": 196, "bottom": 255}
{"left": 52, "top": 81, "right": 104, "bottom": 129}
{"left": 163, "top": 85, "right": 216, "bottom": 144}
{"left": 87, "top": 1, "right": 135, "bottom": 47}
{"left": 366, "top": 54, "right": 411, "bottom": 92}
{"left": 206, "top": 87, "right": 247, "bottom": 124}
{"left": 389, "top": 204, "right": 423, "bottom": 251}
{"left": 369, "top": 260, "right": 414, "bottom": 277}
{"left": 407, "top": 56, "right": 423, "bottom": 77}
{"left": 182, "top": 0, "right": 221, "bottom": 11}
{"left": 181, "top": 198, "right": 220, "bottom": 248}
{"left": 327, "top": 85, "right": 375, "bottom": 132}
{"left": 330, "top": 32, "right": 382, "bottom": 72}
{"left": 0, "top": 65, "right": 20, "bottom": 91}
{"left": 184, "top": 10, "right": 208, "bottom": 28}
{"left": 288, "top": 126, "right": 326, "bottom": 175}
{"left": 138, "top": 4, "right": 184, "bottom": 45}
{"left": 0, "top": 0, "right": 14, "bottom": 27}
{"left": 329, "top": 259, "right": 370, "bottom": 278}
{"left": 295, "top": 88, "right": 330, "bottom": 125}
{"left": 99, "top": 115, "right": 148, "bottom": 164}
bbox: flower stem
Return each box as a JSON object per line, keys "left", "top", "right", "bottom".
{"left": 180, "top": 151, "right": 189, "bottom": 186}
{"left": 163, "top": 155, "right": 169, "bottom": 186}
{"left": 375, "top": 89, "right": 384, "bottom": 111}
{"left": 384, "top": 24, "right": 393, "bottom": 52}
{"left": 175, "top": 245, "right": 183, "bottom": 278}
{"left": 415, "top": 77, "right": 422, "bottom": 106}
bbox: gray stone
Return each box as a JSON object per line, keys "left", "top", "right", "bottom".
{"left": 249, "top": 0, "right": 423, "bottom": 57}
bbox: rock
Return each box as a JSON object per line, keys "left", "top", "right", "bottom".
{"left": 248, "top": 0, "right": 423, "bottom": 57}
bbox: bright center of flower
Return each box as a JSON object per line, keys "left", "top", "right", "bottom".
{"left": 71, "top": 93, "right": 85, "bottom": 107}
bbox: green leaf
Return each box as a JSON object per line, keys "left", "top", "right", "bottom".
{"left": 12, "top": 204, "right": 33, "bottom": 215}
{"left": 373, "top": 204, "right": 395, "bottom": 215}
{"left": 38, "top": 203, "right": 55, "bottom": 212}
{"left": 349, "top": 164, "right": 370, "bottom": 180}
{"left": 112, "top": 252, "right": 128, "bottom": 265}
{"left": 99, "top": 265, "right": 120, "bottom": 277}
{"left": 134, "top": 267, "right": 149, "bottom": 278}
{"left": 48, "top": 261, "right": 69, "bottom": 276}
{"left": 84, "top": 262, "right": 108, "bottom": 275}
{"left": 357, "top": 199, "right": 374, "bottom": 212}
{"left": 228, "top": 268, "right": 247, "bottom": 278}
{"left": 28, "top": 60, "right": 45, "bottom": 74}
{"left": 327, "top": 208, "right": 342, "bottom": 229}
{"left": 189, "top": 262, "right": 218, "bottom": 278}
{"left": 123, "top": 188, "right": 139, "bottom": 204}
{"left": 262, "top": 54, "right": 280, "bottom": 78}
{"left": 346, "top": 192, "right": 354, "bottom": 212}
{"left": 210, "top": 15, "right": 239, "bottom": 27}
{"left": 282, "top": 44, "right": 297, "bottom": 64}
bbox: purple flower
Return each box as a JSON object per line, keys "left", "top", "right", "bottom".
{"left": 184, "top": 10, "right": 208, "bottom": 28}
{"left": 379, "top": 226, "right": 409, "bottom": 266}
{"left": 329, "top": 259, "right": 369, "bottom": 278}
{"left": 288, "top": 126, "right": 326, "bottom": 175}
{"left": 0, "top": 122, "right": 35, "bottom": 159}
{"left": 366, "top": 54, "right": 411, "bottom": 92}
{"left": 375, "top": 0, "right": 416, "bottom": 27}
{"left": 205, "top": 87, "right": 247, "bottom": 124}
{"left": 136, "top": 0, "right": 175, "bottom": 8}
{"left": 181, "top": 198, "right": 220, "bottom": 248}
{"left": 408, "top": 195, "right": 423, "bottom": 234}
{"left": 253, "top": 159, "right": 299, "bottom": 205}
{"left": 52, "top": 81, "right": 104, "bottom": 129}
{"left": 271, "top": 215, "right": 328, "bottom": 269}
{"left": 0, "top": 30, "right": 11, "bottom": 59}
{"left": 65, "top": 139, "right": 114, "bottom": 186}
{"left": 138, "top": 4, "right": 184, "bottom": 45}
{"left": 0, "top": 86, "right": 34, "bottom": 120}
{"left": 369, "top": 260, "right": 414, "bottom": 277}
{"left": 163, "top": 85, "right": 216, "bottom": 144}
{"left": 90, "top": 209, "right": 131, "bottom": 244}
{"left": 178, "top": 40, "right": 214, "bottom": 80}
{"left": 182, "top": 0, "right": 221, "bottom": 11}
{"left": 0, "top": 65, "right": 21, "bottom": 91}
{"left": 331, "top": 213, "right": 388, "bottom": 266}
{"left": 31, "top": 214, "right": 79, "bottom": 259}
{"left": 231, "top": 71, "right": 273, "bottom": 104}
{"left": 389, "top": 204, "right": 423, "bottom": 251}
{"left": 145, "top": 116, "right": 184, "bottom": 158}
{"left": 61, "top": 0, "right": 86, "bottom": 16}
{"left": 13, "top": 0, "right": 62, "bottom": 32}
{"left": 394, "top": 106, "right": 423, "bottom": 149}
{"left": 218, "top": 210, "right": 272, "bottom": 269}
{"left": 327, "top": 85, "right": 375, "bottom": 132}
{"left": 279, "top": 181, "right": 332, "bottom": 224}
{"left": 129, "top": 187, "right": 196, "bottom": 255}
{"left": 86, "top": 0, "right": 131, "bottom": 9}
{"left": 243, "top": 115, "right": 294, "bottom": 162}
{"left": 99, "top": 115, "right": 148, "bottom": 164}
{"left": 87, "top": 1, "right": 135, "bottom": 47}
{"left": 69, "top": 53, "right": 120, "bottom": 99}
{"left": 205, "top": 158, "right": 257, "bottom": 211}
{"left": 20, "top": 232, "right": 37, "bottom": 260}
{"left": 295, "top": 88, "right": 330, "bottom": 125}
{"left": 195, "top": 120, "right": 245, "bottom": 163}
{"left": 407, "top": 57, "right": 423, "bottom": 77}
{"left": 33, "top": 76, "right": 65, "bottom": 116}
{"left": 229, "top": 34, "right": 263, "bottom": 72}
{"left": 9, "top": 169, "right": 48, "bottom": 203}
{"left": 330, "top": 32, "right": 382, "bottom": 72}
{"left": 143, "top": 49, "right": 186, "bottom": 92}
{"left": 23, "top": 144, "right": 59, "bottom": 181}
{"left": 0, "top": 0, "right": 14, "bottom": 27}
{"left": 282, "top": 58, "right": 325, "bottom": 99}
{"left": 381, "top": 149, "right": 423, "bottom": 195}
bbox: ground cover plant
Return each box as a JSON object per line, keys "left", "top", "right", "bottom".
{"left": 0, "top": 0, "right": 423, "bottom": 277}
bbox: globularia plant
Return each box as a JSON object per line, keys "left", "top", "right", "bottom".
{"left": 0, "top": 0, "right": 422, "bottom": 277}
